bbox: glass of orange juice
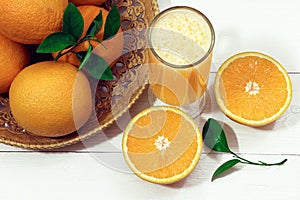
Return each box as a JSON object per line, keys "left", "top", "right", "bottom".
{"left": 148, "top": 6, "right": 215, "bottom": 117}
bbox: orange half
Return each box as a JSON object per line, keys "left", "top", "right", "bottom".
{"left": 122, "top": 106, "right": 202, "bottom": 184}
{"left": 214, "top": 52, "right": 292, "bottom": 126}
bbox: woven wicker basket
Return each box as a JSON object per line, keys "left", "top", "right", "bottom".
{"left": 0, "top": 0, "right": 159, "bottom": 149}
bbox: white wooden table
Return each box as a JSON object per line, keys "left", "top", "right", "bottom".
{"left": 1, "top": 0, "right": 299, "bottom": 199}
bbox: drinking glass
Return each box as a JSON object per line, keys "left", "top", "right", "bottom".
{"left": 148, "top": 6, "right": 215, "bottom": 117}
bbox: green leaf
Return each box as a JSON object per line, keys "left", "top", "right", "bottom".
{"left": 211, "top": 159, "right": 241, "bottom": 182}
{"left": 100, "top": 65, "right": 114, "bottom": 80}
{"left": 202, "top": 118, "right": 231, "bottom": 153}
{"left": 36, "top": 32, "right": 76, "bottom": 53}
{"left": 62, "top": 3, "right": 84, "bottom": 40}
{"left": 83, "top": 53, "right": 113, "bottom": 80}
{"left": 86, "top": 10, "right": 103, "bottom": 38}
{"left": 103, "top": 4, "right": 121, "bottom": 40}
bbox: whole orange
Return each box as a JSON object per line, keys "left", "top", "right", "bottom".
{"left": 53, "top": 5, "right": 124, "bottom": 67}
{"left": 0, "top": 34, "right": 29, "bottom": 94}
{"left": 69, "top": 0, "right": 106, "bottom": 6}
{"left": 9, "top": 61, "right": 93, "bottom": 137}
{"left": 0, "top": 0, "right": 68, "bottom": 44}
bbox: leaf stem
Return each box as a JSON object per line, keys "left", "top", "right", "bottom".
{"left": 230, "top": 151, "right": 287, "bottom": 166}
{"left": 55, "top": 36, "right": 107, "bottom": 61}
{"left": 54, "top": 43, "right": 80, "bottom": 61}
{"left": 82, "top": 37, "right": 107, "bottom": 49}
{"left": 54, "top": 36, "right": 87, "bottom": 60}
{"left": 54, "top": 52, "right": 62, "bottom": 61}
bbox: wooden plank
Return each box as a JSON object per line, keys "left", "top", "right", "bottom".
{"left": 0, "top": 152, "right": 298, "bottom": 199}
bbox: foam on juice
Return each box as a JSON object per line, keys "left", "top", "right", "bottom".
{"left": 150, "top": 9, "right": 212, "bottom": 65}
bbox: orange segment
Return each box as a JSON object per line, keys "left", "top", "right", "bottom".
{"left": 214, "top": 52, "right": 292, "bottom": 126}
{"left": 122, "top": 106, "right": 202, "bottom": 184}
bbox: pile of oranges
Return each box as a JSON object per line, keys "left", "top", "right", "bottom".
{"left": 0, "top": 0, "right": 123, "bottom": 137}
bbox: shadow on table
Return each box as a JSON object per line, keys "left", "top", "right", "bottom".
{"left": 202, "top": 83, "right": 220, "bottom": 115}
{"left": 164, "top": 155, "right": 245, "bottom": 188}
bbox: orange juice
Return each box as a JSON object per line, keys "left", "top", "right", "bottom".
{"left": 148, "top": 7, "right": 215, "bottom": 106}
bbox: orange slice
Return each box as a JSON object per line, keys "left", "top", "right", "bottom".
{"left": 122, "top": 106, "right": 202, "bottom": 184}
{"left": 214, "top": 52, "right": 292, "bottom": 126}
